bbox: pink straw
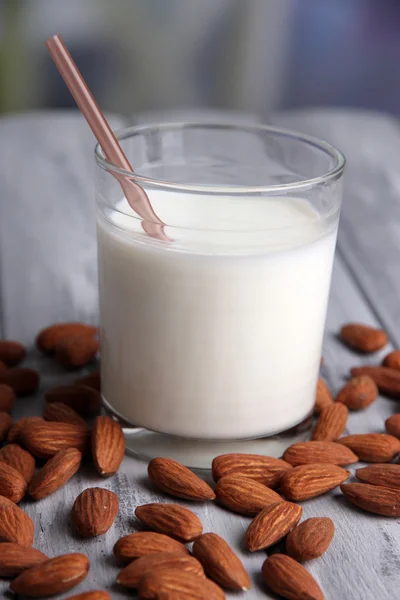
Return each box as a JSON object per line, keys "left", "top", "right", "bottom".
{"left": 45, "top": 34, "right": 167, "bottom": 240}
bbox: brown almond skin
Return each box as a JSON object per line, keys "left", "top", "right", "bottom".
{"left": 56, "top": 334, "right": 100, "bottom": 369}
{"left": 10, "top": 553, "right": 90, "bottom": 597}
{"left": 192, "top": 533, "right": 250, "bottom": 591}
{"left": 0, "top": 384, "right": 16, "bottom": 412}
{"left": 148, "top": 457, "right": 215, "bottom": 501}
{"left": 246, "top": 501, "right": 302, "bottom": 552}
{"left": 138, "top": 568, "right": 225, "bottom": 600}
{"left": 385, "top": 414, "right": 400, "bottom": 439}
{"left": 286, "top": 517, "right": 334, "bottom": 562}
{"left": 262, "top": 554, "right": 324, "bottom": 600}
{"left": 283, "top": 441, "right": 358, "bottom": 466}
{"left": 114, "top": 531, "right": 189, "bottom": 563}
{"left": 336, "top": 376, "right": 378, "bottom": 410}
{"left": 43, "top": 402, "right": 89, "bottom": 428}
{"left": 45, "top": 384, "right": 101, "bottom": 417}
{"left": 312, "top": 403, "right": 348, "bottom": 441}
{"left": 0, "top": 411, "right": 12, "bottom": 443}
{"left": 0, "top": 543, "right": 48, "bottom": 577}
{"left": 314, "top": 378, "right": 334, "bottom": 414}
{"left": 0, "top": 495, "right": 34, "bottom": 546}
{"left": 117, "top": 552, "right": 204, "bottom": 589}
{"left": 351, "top": 366, "right": 400, "bottom": 399}
{"left": 0, "top": 461, "right": 28, "bottom": 502}
{"left": 280, "top": 464, "right": 349, "bottom": 501}
{"left": 212, "top": 453, "right": 292, "bottom": 488}
{"left": 74, "top": 370, "right": 101, "bottom": 392}
{"left": 72, "top": 487, "right": 119, "bottom": 537}
{"left": 356, "top": 464, "right": 400, "bottom": 489}
{"left": 341, "top": 482, "right": 400, "bottom": 517}
{"left": 383, "top": 350, "right": 400, "bottom": 370}
{"left": 215, "top": 474, "right": 283, "bottom": 516}
{"left": 8, "top": 416, "right": 44, "bottom": 444}
{"left": 0, "top": 444, "right": 36, "bottom": 483}
{"left": 136, "top": 503, "right": 203, "bottom": 542}
{"left": 29, "top": 448, "right": 82, "bottom": 500}
{"left": 0, "top": 368, "right": 40, "bottom": 396}
{"left": 21, "top": 420, "right": 90, "bottom": 459}
{"left": 65, "top": 593, "right": 111, "bottom": 600}
{"left": 92, "top": 416, "right": 125, "bottom": 476}
{"left": 337, "top": 433, "right": 400, "bottom": 462}
{"left": 36, "top": 322, "right": 97, "bottom": 353}
{"left": 340, "top": 323, "right": 388, "bottom": 353}
{"left": 0, "top": 340, "right": 26, "bottom": 366}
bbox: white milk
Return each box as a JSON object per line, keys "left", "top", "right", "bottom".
{"left": 97, "top": 190, "right": 337, "bottom": 440}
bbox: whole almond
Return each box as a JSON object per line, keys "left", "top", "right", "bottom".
{"left": 0, "top": 444, "right": 35, "bottom": 483}
{"left": 336, "top": 376, "right": 378, "bottom": 410}
{"left": 0, "top": 340, "right": 26, "bottom": 366}
{"left": 29, "top": 448, "right": 82, "bottom": 500}
{"left": 385, "top": 414, "right": 400, "bottom": 439}
{"left": 246, "top": 501, "right": 302, "bottom": 552}
{"left": 262, "top": 554, "right": 323, "bottom": 600}
{"left": 314, "top": 378, "right": 334, "bottom": 414}
{"left": 0, "top": 495, "right": 34, "bottom": 545}
{"left": 114, "top": 531, "right": 189, "bottom": 563}
{"left": 117, "top": 552, "right": 204, "bottom": 589}
{"left": 0, "top": 411, "right": 12, "bottom": 443}
{"left": 337, "top": 433, "right": 400, "bottom": 462}
{"left": 43, "top": 402, "right": 89, "bottom": 428}
{"left": 135, "top": 503, "right": 203, "bottom": 542}
{"left": 55, "top": 334, "right": 99, "bottom": 369}
{"left": 36, "top": 322, "right": 97, "bottom": 353}
{"left": 8, "top": 417, "right": 43, "bottom": 444}
{"left": 0, "top": 368, "right": 39, "bottom": 396}
{"left": 351, "top": 366, "right": 400, "bottom": 399}
{"left": 280, "top": 463, "right": 349, "bottom": 501}
{"left": 139, "top": 569, "right": 225, "bottom": 600}
{"left": 0, "top": 543, "right": 48, "bottom": 577}
{"left": 0, "top": 384, "right": 16, "bottom": 412}
{"left": 192, "top": 533, "right": 250, "bottom": 591}
{"left": 148, "top": 457, "right": 215, "bottom": 501}
{"left": 0, "top": 461, "right": 27, "bottom": 502}
{"left": 45, "top": 385, "right": 101, "bottom": 416}
{"left": 21, "top": 420, "right": 90, "bottom": 459}
{"left": 340, "top": 323, "right": 387, "bottom": 353}
{"left": 283, "top": 441, "right": 358, "bottom": 466}
{"left": 215, "top": 474, "right": 283, "bottom": 516}
{"left": 312, "top": 404, "right": 348, "bottom": 441}
{"left": 10, "top": 553, "right": 90, "bottom": 597}
{"left": 72, "top": 487, "right": 119, "bottom": 537}
{"left": 212, "top": 453, "right": 292, "bottom": 488}
{"left": 383, "top": 350, "right": 400, "bottom": 370}
{"left": 286, "top": 517, "right": 334, "bottom": 562}
{"left": 74, "top": 369, "right": 101, "bottom": 392}
{"left": 92, "top": 416, "right": 124, "bottom": 476}
{"left": 341, "top": 482, "right": 400, "bottom": 517}
{"left": 356, "top": 464, "right": 400, "bottom": 489}
{"left": 65, "top": 593, "right": 111, "bottom": 600}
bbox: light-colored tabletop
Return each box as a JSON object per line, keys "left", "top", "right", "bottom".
{"left": 0, "top": 109, "right": 399, "bottom": 599}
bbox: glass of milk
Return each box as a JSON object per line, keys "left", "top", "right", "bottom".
{"left": 95, "top": 122, "right": 345, "bottom": 467}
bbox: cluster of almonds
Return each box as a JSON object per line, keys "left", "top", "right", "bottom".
{"left": 0, "top": 322, "right": 398, "bottom": 599}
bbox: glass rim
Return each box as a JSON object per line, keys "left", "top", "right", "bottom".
{"left": 94, "top": 121, "right": 346, "bottom": 194}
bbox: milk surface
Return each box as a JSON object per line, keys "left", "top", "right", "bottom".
{"left": 97, "top": 190, "right": 337, "bottom": 439}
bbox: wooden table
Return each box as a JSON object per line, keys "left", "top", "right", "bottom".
{"left": 0, "top": 109, "right": 399, "bottom": 599}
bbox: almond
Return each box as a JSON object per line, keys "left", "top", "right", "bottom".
{"left": 117, "top": 552, "right": 204, "bottom": 588}
{"left": 148, "top": 457, "right": 215, "bottom": 501}
{"left": 312, "top": 403, "right": 348, "bottom": 441}
{"left": 245, "top": 501, "right": 302, "bottom": 552}
{"left": 36, "top": 322, "right": 97, "bottom": 353}
{"left": 45, "top": 384, "right": 101, "bottom": 416}
{"left": 212, "top": 453, "right": 292, "bottom": 488}
{"left": 337, "top": 433, "right": 400, "bottom": 462}
{"left": 0, "top": 543, "right": 48, "bottom": 577}
{"left": 383, "top": 350, "right": 400, "bottom": 370}
{"left": 0, "top": 444, "right": 36, "bottom": 483}
{"left": 29, "top": 448, "right": 82, "bottom": 500}
{"left": 135, "top": 503, "right": 203, "bottom": 542}
{"left": 0, "top": 384, "right": 16, "bottom": 412}
{"left": 138, "top": 569, "right": 225, "bottom": 600}
{"left": 0, "top": 461, "right": 27, "bottom": 502}
{"left": 192, "top": 533, "right": 250, "bottom": 591}
{"left": 340, "top": 323, "right": 387, "bottom": 353}
{"left": 286, "top": 517, "right": 334, "bottom": 562}
{"left": 341, "top": 482, "right": 400, "bottom": 517}
{"left": 0, "top": 368, "right": 40, "bottom": 396}
{"left": 74, "top": 369, "right": 101, "bottom": 392}
{"left": 10, "top": 553, "right": 90, "bottom": 597}
{"left": 92, "top": 416, "right": 125, "bottom": 476}
{"left": 65, "top": 593, "right": 111, "bottom": 600}
{"left": 114, "top": 531, "right": 189, "bottom": 563}
{"left": 43, "top": 402, "right": 89, "bottom": 428}
{"left": 280, "top": 463, "right": 349, "bottom": 501}
{"left": 0, "top": 495, "right": 34, "bottom": 545}
{"left": 351, "top": 366, "right": 400, "bottom": 399}
{"left": 336, "top": 376, "right": 378, "bottom": 410}
{"left": 356, "top": 464, "right": 400, "bottom": 489}
{"left": 21, "top": 420, "right": 89, "bottom": 459}
{"left": 0, "top": 411, "right": 12, "bottom": 443}
{"left": 262, "top": 554, "right": 324, "bottom": 600}
{"left": 55, "top": 334, "right": 99, "bottom": 369}
{"left": 314, "top": 378, "right": 334, "bottom": 414}
{"left": 8, "top": 416, "right": 43, "bottom": 443}
{"left": 385, "top": 414, "right": 400, "bottom": 439}
{"left": 0, "top": 340, "right": 26, "bottom": 366}
{"left": 215, "top": 474, "right": 283, "bottom": 516}
{"left": 71, "top": 487, "right": 119, "bottom": 537}
{"left": 283, "top": 441, "right": 358, "bottom": 466}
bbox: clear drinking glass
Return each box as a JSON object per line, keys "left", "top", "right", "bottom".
{"left": 95, "top": 122, "right": 345, "bottom": 467}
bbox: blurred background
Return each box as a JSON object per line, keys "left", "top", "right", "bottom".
{"left": 1, "top": 0, "right": 400, "bottom": 119}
